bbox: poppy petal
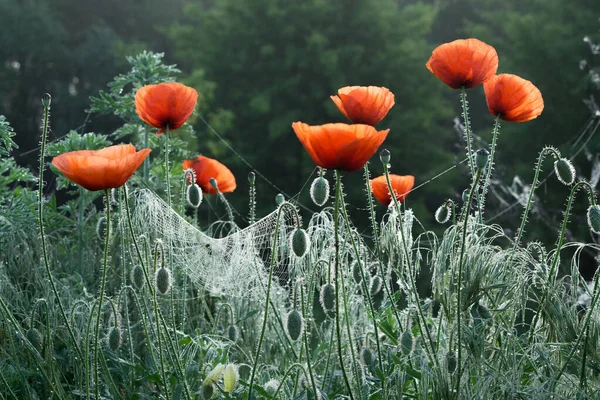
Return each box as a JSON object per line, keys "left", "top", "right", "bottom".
{"left": 332, "top": 86, "right": 395, "bottom": 125}
{"left": 484, "top": 74, "right": 544, "bottom": 122}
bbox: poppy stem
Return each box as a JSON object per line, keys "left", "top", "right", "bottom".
{"left": 93, "top": 190, "right": 111, "bottom": 399}
{"left": 300, "top": 285, "right": 319, "bottom": 399}
{"left": 460, "top": 87, "right": 476, "bottom": 180}
{"left": 478, "top": 115, "right": 501, "bottom": 222}
{"left": 37, "top": 94, "right": 83, "bottom": 363}
{"left": 143, "top": 128, "right": 149, "bottom": 182}
{"left": 334, "top": 171, "right": 356, "bottom": 400}
{"left": 456, "top": 168, "right": 482, "bottom": 399}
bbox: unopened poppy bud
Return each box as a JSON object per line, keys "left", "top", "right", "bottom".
{"left": 248, "top": 171, "right": 255, "bottom": 184}
{"left": 360, "top": 347, "right": 374, "bottom": 366}
{"left": 554, "top": 158, "right": 575, "bottom": 185}
{"left": 41, "top": 93, "right": 52, "bottom": 107}
{"left": 223, "top": 364, "right": 239, "bottom": 392}
{"left": 186, "top": 183, "right": 203, "bottom": 208}
{"left": 96, "top": 217, "right": 107, "bottom": 241}
{"left": 369, "top": 275, "right": 382, "bottom": 296}
{"left": 352, "top": 262, "right": 362, "bottom": 284}
{"left": 201, "top": 384, "right": 214, "bottom": 399}
{"left": 475, "top": 149, "right": 489, "bottom": 170}
{"left": 26, "top": 328, "right": 43, "bottom": 352}
{"left": 107, "top": 326, "right": 122, "bottom": 352}
{"left": 227, "top": 325, "right": 239, "bottom": 342}
{"left": 435, "top": 203, "right": 451, "bottom": 224}
{"left": 284, "top": 309, "right": 303, "bottom": 341}
{"left": 400, "top": 330, "right": 413, "bottom": 356}
{"left": 291, "top": 228, "right": 310, "bottom": 258}
{"left": 310, "top": 176, "right": 330, "bottom": 207}
{"left": 587, "top": 205, "right": 600, "bottom": 234}
{"left": 446, "top": 351, "right": 457, "bottom": 373}
{"left": 380, "top": 149, "right": 391, "bottom": 164}
{"left": 264, "top": 379, "right": 280, "bottom": 396}
{"left": 319, "top": 283, "right": 336, "bottom": 312}
{"left": 275, "top": 193, "right": 285, "bottom": 205}
{"left": 209, "top": 177, "right": 218, "bottom": 190}
{"left": 462, "top": 189, "right": 469, "bottom": 202}
{"left": 131, "top": 265, "right": 145, "bottom": 290}
{"left": 204, "top": 363, "right": 225, "bottom": 386}
{"left": 155, "top": 267, "right": 172, "bottom": 295}
{"left": 477, "top": 303, "right": 492, "bottom": 321}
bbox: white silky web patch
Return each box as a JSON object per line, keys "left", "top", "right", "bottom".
{"left": 130, "top": 189, "right": 298, "bottom": 300}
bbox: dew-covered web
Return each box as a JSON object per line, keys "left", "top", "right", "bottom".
{"left": 131, "top": 189, "right": 300, "bottom": 300}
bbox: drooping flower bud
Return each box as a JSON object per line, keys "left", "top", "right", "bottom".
{"left": 310, "top": 176, "right": 330, "bottom": 207}
{"left": 352, "top": 262, "right": 363, "bottom": 284}
{"left": 554, "top": 158, "right": 575, "bottom": 185}
{"left": 264, "top": 379, "right": 280, "bottom": 396}
{"left": 223, "top": 364, "right": 239, "bottom": 392}
{"left": 107, "top": 326, "right": 122, "bottom": 352}
{"left": 203, "top": 363, "right": 225, "bottom": 386}
{"left": 26, "top": 328, "right": 43, "bottom": 352}
{"left": 369, "top": 275, "right": 382, "bottom": 296}
{"left": 360, "top": 347, "right": 374, "bottom": 366}
{"left": 284, "top": 309, "right": 303, "bottom": 341}
{"left": 319, "top": 283, "right": 336, "bottom": 313}
{"left": 435, "top": 203, "right": 451, "bottom": 224}
{"left": 475, "top": 148, "right": 489, "bottom": 170}
{"left": 446, "top": 351, "right": 457, "bottom": 373}
{"left": 587, "top": 205, "right": 600, "bottom": 234}
{"left": 186, "top": 183, "right": 203, "bottom": 208}
{"left": 400, "top": 330, "right": 413, "bottom": 356}
{"left": 227, "top": 325, "right": 239, "bottom": 343}
{"left": 380, "top": 149, "right": 391, "bottom": 164}
{"left": 275, "top": 193, "right": 285, "bottom": 205}
{"left": 201, "top": 384, "right": 214, "bottom": 399}
{"left": 131, "top": 265, "right": 145, "bottom": 290}
{"left": 155, "top": 267, "right": 172, "bottom": 295}
{"left": 291, "top": 228, "right": 310, "bottom": 258}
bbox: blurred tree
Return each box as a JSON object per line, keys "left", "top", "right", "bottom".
{"left": 170, "top": 0, "right": 459, "bottom": 227}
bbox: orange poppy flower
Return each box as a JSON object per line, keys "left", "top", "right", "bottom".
{"left": 370, "top": 174, "right": 415, "bottom": 206}
{"left": 483, "top": 74, "right": 544, "bottom": 122}
{"left": 51, "top": 144, "right": 151, "bottom": 191}
{"left": 292, "top": 122, "right": 389, "bottom": 172}
{"left": 330, "top": 86, "right": 395, "bottom": 126}
{"left": 182, "top": 156, "right": 236, "bottom": 195}
{"left": 426, "top": 38, "right": 498, "bottom": 89}
{"left": 135, "top": 82, "right": 198, "bottom": 135}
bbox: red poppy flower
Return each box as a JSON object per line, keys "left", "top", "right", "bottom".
{"left": 182, "top": 156, "right": 236, "bottom": 194}
{"left": 135, "top": 82, "right": 198, "bottom": 135}
{"left": 51, "top": 144, "right": 151, "bottom": 191}
{"left": 330, "top": 86, "right": 395, "bottom": 126}
{"left": 292, "top": 122, "right": 389, "bottom": 172}
{"left": 483, "top": 74, "right": 544, "bottom": 122}
{"left": 370, "top": 174, "right": 415, "bottom": 206}
{"left": 426, "top": 38, "right": 498, "bottom": 89}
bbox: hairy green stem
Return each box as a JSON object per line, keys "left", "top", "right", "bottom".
{"left": 461, "top": 86, "right": 475, "bottom": 179}
{"left": 300, "top": 285, "right": 319, "bottom": 398}
{"left": 478, "top": 115, "right": 501, "bottom": 221}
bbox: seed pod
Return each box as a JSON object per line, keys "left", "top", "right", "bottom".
{"left": 475, "top": 148, "right": 489, "bottom": 170}
{"left": 227, "top": 325, "right": 239, "bottom": 343}
{"left": 155, "top": 267, "right": 172, "bottom": 295}
{"left": 96, "top": 217, "right": 107, "bottom": 241}
{"left": 131, "top": 265, "right": 145, "bottom": 290}
{"left": 209, "top": 178, "right": 218, "bottom": 191}
{"left": 275, "top": 193, "right": 285, "bottom": 205}
{"left": 360, "top": 347, "right": 374, "bottom": 366}
{"left": 26, "top": 328, "right": 43, "bottom": 352}
{"left": 248, "top": 171, "right": 256, "bottom": 184}
{"left": 319, "top": 283, "right": 336, "bottom": 313}
{"left": 201, "top": 383, "right": 214, "bottom": 399}
{"left": 462, "top": 189, "right": 470, "bottom": 202}
{"left": 107, "top": 327, "right": 122, "bottom": 352}
{"left": 186, "top": 183, "right": 203, "bottom": 208}
{"left": 369, "top": 275, "right": 382, "bottom": 296}
{"left": 435, "top": 203, "right": 451, "bottom": 224}
{"left": 380, "top": 149, "right": 391, "bottom": 164}
{"left": 554, "top": 158, "right": 575, "bottom": 185}
{"left": 223, "top": 364, "right": 239, "bottom": 392}
{"left": 587, "top": 205, "right": 600, "bottom": 234}
{"left": 284, "top": 309, "right": 303, "bottom": 341}
{"left": 446, "top": 351, "right": 457, "bottom": 373}
{"left": 41, "top": 93, "right": 52, "bottom": 107}
{"left": 400, "top": 330, "right": 413, "bottom": 356}
{"left": 310, "top": 176, "right": 330, "bottom": 207}
{"left": 352, "top": 262, "right": 363, "bottom": 284}
{"left": 264, "top": 379, "right": 280, "bottom": 396}
{"left": 291, "top": 229, "right": 310, "bottom": 258}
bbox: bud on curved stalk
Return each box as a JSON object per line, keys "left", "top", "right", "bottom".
{"left": 380, "top": 149, "right": 391, "bottom": 164}
{"left": 352, "top": 261, "right": 363, "bottom": 284}
{"left": 360, "top": 347, "right": 374, "bottom": 367}
{"left": 446, "top": 351, "right": 457, "bottom": 373}
{"left": 155, "top": 266, "right": 172, "bottom": 295}
{"left": 319, "top": 283, "right": 336, "bottom": 313}
{"left": 264, "top": 379, "right": 280, "bottom": 396}
{"left": 131, "top": 265, "right": 145, "bottom": 290}
{"left": 284, "top": 309, "right": 303, "bottom": 341}
{"left": 26, "top": 328, "right": 43, "bottom": 352}
{"left": 186, "top": 183, "right": 203, "bottom": 208}
{"left": 227, "top": 325, "right": 239, "bottom": 342}
{"left": 310, "top": 176, "right": 330, "bottom": 206}
{"left": 291, "top": 228, "right": 310, "bottom": 258}
{"left": 475, "top": 148, "right": 489, "bottom": 170}
{"left": 203, "top": 363, "right": 225, "bottom": 386}
{"left": 223, "top": 364, "right": 239, "bottom": 392}
{"left": 369, "top": 275, "right": 382, "bottom": 296}
{"left": 554, "top": 158, "right": 576, "bottom": 185}
{"left": 107, "top": 326, "right": 122, "bottom": 352}
{"left": 587, "top": 204, "right": 600, "bottom": 233}
{"left": 435, "top": 203, "right": 452, "bottom": 224}
{"left": 400, "top": 330, "right": 413, "bottom": 356}
{"left": 275, "top": 193, "right": 285, "bottom": 206}
{"left": 201, "top": 384, "right": 214, "bottom": 399}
